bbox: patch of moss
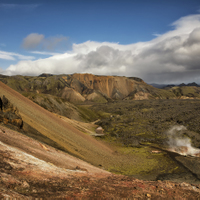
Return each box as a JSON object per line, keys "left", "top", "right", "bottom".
{"left": 106, "top": 144, "right": 184, "bottom": 177}
{"left": 91, "top": 95, "right": 108, "bottom": 103}
{"left": 141, "top": 108, "right": 154, "bottom": 112}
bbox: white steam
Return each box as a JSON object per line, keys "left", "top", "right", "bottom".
{"left": 167, "top": 125, "right": 200, "bottom": 156}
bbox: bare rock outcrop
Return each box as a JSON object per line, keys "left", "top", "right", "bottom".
{"left": 0, "top": 95, "right": 23, "bottom": 129}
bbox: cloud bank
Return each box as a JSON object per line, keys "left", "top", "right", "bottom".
{"left": 5, "top": 14, "right": 200, "bottom": 83}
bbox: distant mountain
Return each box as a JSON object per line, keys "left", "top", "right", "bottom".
{"left": 163, "top": 84, "right": 176, "bottom": 89}
{"left": 38, "top": 73, "right": 53, "bottom": 77}
{"left": 184, "top": 82, "right": 199, "bottom": 87}
{"left": 151, "top": 82, "right": 200, "bottom": 89}
{"left": 178, "top": 83, "right": 186, "bottom": 87}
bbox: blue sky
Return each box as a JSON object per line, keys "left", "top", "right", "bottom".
{"left": 1, "top": 0, "right": 200, "bottom": 83}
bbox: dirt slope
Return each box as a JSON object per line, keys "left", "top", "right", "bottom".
{"left": 0, "top": 126, "right": 109, "bottom": 175}
{"left": 0, "top": 81, "right": 113, "bottom": 167}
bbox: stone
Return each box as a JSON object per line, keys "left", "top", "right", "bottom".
{"left": 95, "top": 126, "right": 104, "bottom": 134}
{"left": 146, "top": 193, "right": 151, "bottom": 197}
{"left": 22, "top": 181, "right": 30, "bottom": 188}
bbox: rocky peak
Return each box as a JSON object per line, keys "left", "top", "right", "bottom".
{"left": 38, "top": 73, "right": 53, "bottom": 77}
{"left": 187, "top": 82, "right": 199, "bottom": 87}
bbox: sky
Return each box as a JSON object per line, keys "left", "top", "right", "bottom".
{"left": 1, "top": 0, "right": 200, "bottom": 84}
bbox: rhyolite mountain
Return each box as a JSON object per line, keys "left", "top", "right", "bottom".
{"left": 1, "top": 73, "right": 200, "bottom": 123}
{"left": 0, "top": 73, "right": 177, "bottom": 102}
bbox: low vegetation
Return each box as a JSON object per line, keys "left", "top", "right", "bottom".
{"left": 92, "top": 99, "right": 200, "bottom": 148}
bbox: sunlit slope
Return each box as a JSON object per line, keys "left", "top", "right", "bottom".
{"left": 0, "top": 81, "right": 113, "bottom": 166}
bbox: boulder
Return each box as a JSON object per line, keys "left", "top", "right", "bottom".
{"left": 95, "top": 126, "right": 104, "bottom": 134}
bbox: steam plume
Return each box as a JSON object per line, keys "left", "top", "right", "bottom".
{"left": 167, "top": 125, "right": 200, "bottom": 157}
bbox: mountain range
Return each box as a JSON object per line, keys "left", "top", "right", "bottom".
{"left": 1, "top": 73, "right": 200, "bottom": 103}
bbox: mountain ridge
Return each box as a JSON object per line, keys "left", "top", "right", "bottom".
{"left": 150, "top": 82, "right": 200, "bottom": 89}
{"left": 0, "top": 73, "right": 177, "bottom": 102}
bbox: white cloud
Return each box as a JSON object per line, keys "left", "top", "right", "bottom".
{"left": 152, "top": 33, "right": 161, "bottom": 37}
{"left": 30, "top": 51, "right": 60, "bottom": 56}
{"left": 4, "top": 14, "right": 200, "bottom": 84}
{"left": 5, "top": 53, "right": 80, "bottom": 76}
{"left": 0, "top": 51, "right": 35, "bottom": 61}
{"left": 22, "top": 33, "right": 68, "bottom": 51}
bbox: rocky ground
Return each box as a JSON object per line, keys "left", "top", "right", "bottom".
{"left": 1, "top": 126, "right": 200, "bottom": 199}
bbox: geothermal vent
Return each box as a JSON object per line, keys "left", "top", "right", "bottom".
{"left": 166, "top": 125, "right": 200, "bottom": 157}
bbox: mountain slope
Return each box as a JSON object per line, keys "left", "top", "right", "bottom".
{"left": 168, "top": 86, "right": 200, "bottom": 98}
{"left": 0, "top": 125, "right": 109, "bottom": 175}
{"left": 0, "top": 81, "right": 113, "bottom": 166}
{"left": 22, "top": 92, "right": 98, "bottom": 122}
